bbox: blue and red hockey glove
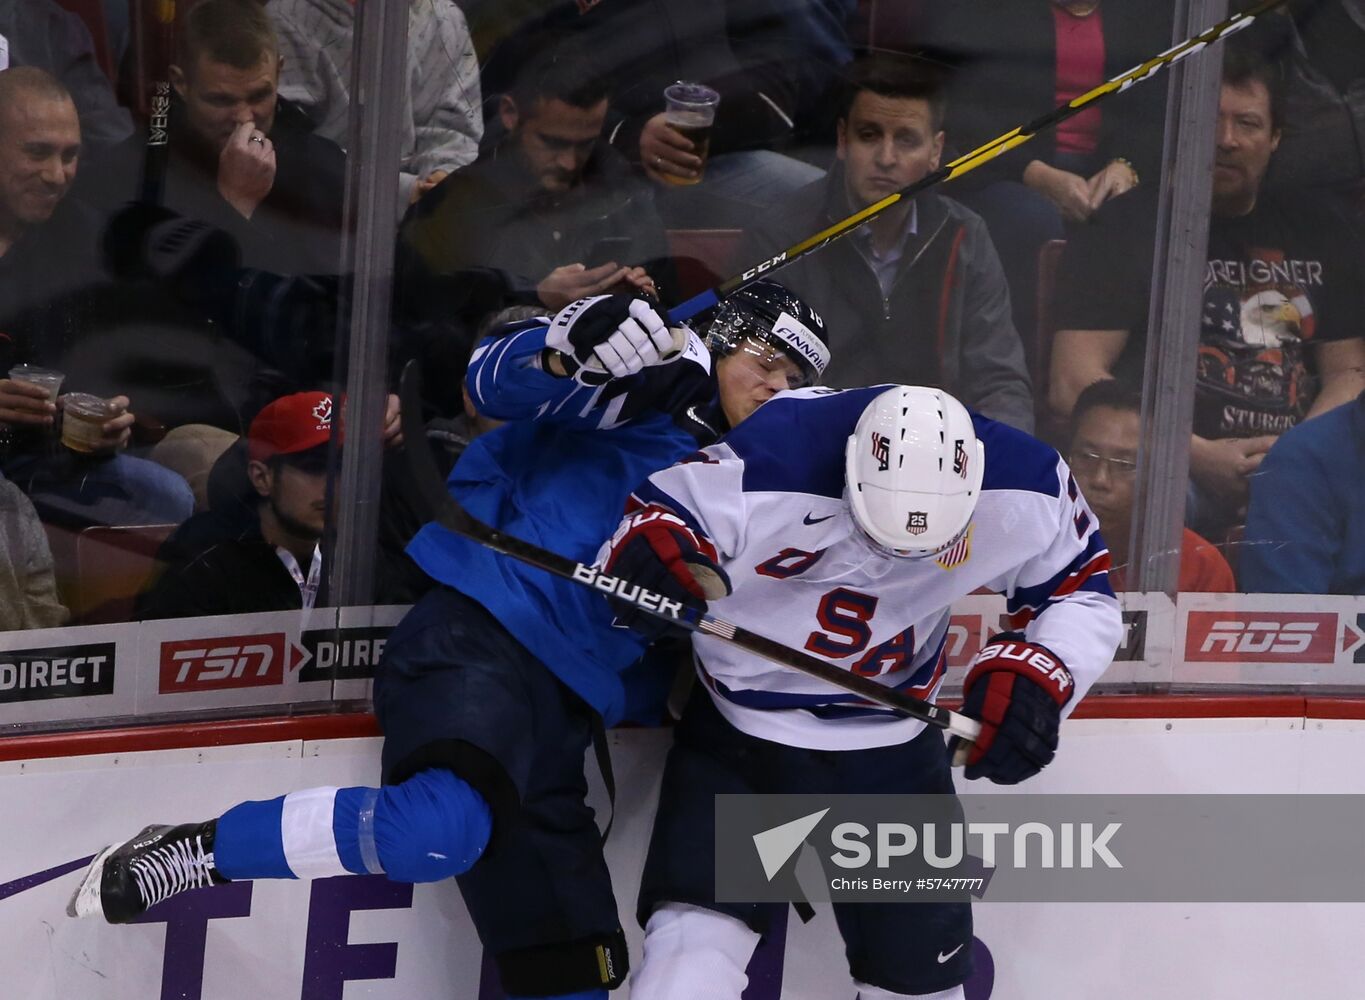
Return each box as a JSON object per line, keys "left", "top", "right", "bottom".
{"left": 601, "top": 504, "right": 731, "bottom": 640}
{"left": 949, "top": 633, "right": 1075, "bottom": 785}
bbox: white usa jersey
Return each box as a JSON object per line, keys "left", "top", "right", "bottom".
{"left": 625, "top": 386, "right": 1124, "bottom": 750}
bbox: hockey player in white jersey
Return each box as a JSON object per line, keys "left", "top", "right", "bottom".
{"left": 601, "top": 384, "right": 1124, "bottom": 1000}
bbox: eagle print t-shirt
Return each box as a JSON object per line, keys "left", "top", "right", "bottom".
{"left": 1195, "top": 195, "right": 1365, "bottom": 439}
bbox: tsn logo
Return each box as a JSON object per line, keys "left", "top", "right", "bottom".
{"left": 1185, "top": 613, "right": 1337, "bottom": 663}
{"left": 159, "top": 634, "right": 287, "bottom": 693}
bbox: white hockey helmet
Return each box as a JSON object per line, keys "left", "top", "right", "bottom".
{"left": 845, "top": 386, "right": 985, "bottom": 557}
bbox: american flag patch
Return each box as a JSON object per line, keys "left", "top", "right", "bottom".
{"left": 936, "top": 525, "right": 973, "bottom": 570}
{"left": 872, "top": 432, "right": 890, "bottom": 472}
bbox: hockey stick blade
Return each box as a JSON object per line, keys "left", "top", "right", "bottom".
{"left": 666, "top": 0, "right": 1290, "bottom": 324}
{"left": 398, "top": 362, "right": 980, "bottom": 742}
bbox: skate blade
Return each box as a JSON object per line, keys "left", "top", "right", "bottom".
{"left": 66, "top": 843, "right": 118, "bottom": 919}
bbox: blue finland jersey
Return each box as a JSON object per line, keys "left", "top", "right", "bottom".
{"left": 406, "top": 320, "right": 721, "bottom": 725}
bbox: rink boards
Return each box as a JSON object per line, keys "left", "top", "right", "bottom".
{"left": 2, "top": 705, "right": 1364, "bottom": 1000}
{"left": 1, "top": 593, "right": 1363, "bottom": 729}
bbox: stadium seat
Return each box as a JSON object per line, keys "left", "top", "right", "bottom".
{"left": 666, "top": 229, "right": 745, "bottom": 299}
{"left": 45, "top": 523, "right": 179, "bottom": 624}
{"left": 51, "top": 0, "right": 117, "bottom": 83}
{"left": 854, "top": 0, "right": 930, "bottom": 53}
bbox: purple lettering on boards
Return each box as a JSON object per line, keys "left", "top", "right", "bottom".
{"left": 134, "top": 881, "right": 254, "bottom": 1000}
{"left": 301, "top": 874, "right": 413, "bottom": 999}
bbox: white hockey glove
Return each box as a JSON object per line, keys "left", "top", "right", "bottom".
{"left": 545, "top": 294, "right": 678, "bottom": 386}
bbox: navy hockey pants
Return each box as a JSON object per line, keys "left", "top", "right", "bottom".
{"left": 638, "top": 690, "right": 973, "bottom": 995}
{"left": 374, "top": 586, "right": 624, "bottom": 985}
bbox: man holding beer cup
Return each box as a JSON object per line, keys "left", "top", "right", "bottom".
{"left": 0, "top": 67, "right": 193, "bottom": 529}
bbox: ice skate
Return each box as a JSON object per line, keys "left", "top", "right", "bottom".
{"left": 67, "top": 822, "right": 226, "bottom": 923}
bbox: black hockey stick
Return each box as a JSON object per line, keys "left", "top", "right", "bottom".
{"left": 140, "top": 0, "right": 178, "bottom": 205}
{"left": 398, "top": 362, "right": 981, "bottom": 742}
{"left": 665, "top": 0, "right": 1290, "bottom": 323}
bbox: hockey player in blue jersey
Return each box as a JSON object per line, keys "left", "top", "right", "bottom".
{"left": 67, "top": 282, "right": 830, "bottom": 999}
{"left": 601, "top": 385, "right": 1125, "bottom": 1000}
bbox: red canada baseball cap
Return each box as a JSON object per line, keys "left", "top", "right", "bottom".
{"left": 248, "top": 392, "right": 336, "bottom": 463}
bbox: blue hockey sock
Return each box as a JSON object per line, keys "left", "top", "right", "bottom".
{"left": 215, "top": 794, "right": 293, "bottom": 880}
{"left": 214, "top": 769, "right": 491, "bottom": 882}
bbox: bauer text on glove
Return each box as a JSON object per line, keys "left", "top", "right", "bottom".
{"left": 948, "top": 634, "right": 1074, "bottom": 785}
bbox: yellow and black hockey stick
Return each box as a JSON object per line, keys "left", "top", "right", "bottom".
{"left": 666, "top": 0, "right": 1290, "bottom": 324}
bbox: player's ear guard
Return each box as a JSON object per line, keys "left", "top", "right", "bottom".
{"left": 949, "top": 633, "right": 1075, "bottom": 784}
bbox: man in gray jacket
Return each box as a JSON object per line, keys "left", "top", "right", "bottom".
{"left": 741, "top": 53, "right": 1034, "bottom": 431}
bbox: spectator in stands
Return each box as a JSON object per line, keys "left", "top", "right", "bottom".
{"left": 267, "top": 0, "right": 483, "bottom": 211}
{"left": 474, "top": 0, "right": 848, "bottom": 222}
{"left": 0, "top": 67, "right": 193, "bottom": 529}
{"left": 140, "top": 390, "right": 335, "bottom": 618}
{"left": 396, "top": 31, "right": 667, "bottom": 370}
{"left": 0, "top": 472, "right": 68, "bottom": 631}
{"left": 1049, "top": 45, "right": 1365, "bottom": 537}
{"left": 1069, "top": 379, "right": 1234, "bottom": 592}
{"left": 920, "top": 0, "right": 1171, "bottom": 345}
{"left": 0, "top": 68, "right": 102, "bottom": 320}
{"left": 0, "top": 0, "right": 133, "bottom": 149}
{"left": 920, "top": 2, "right": 1169, "bottom": 220}
{"left": 77, "top": 0, "right": 346, "bottom": 276}
{"left": 1255, "top": 0, "right": 1365, "bottom": 200}
{"left": 738, "top": 54, "right": 1034, "bottom": 431}
{"left": 1241, "top": 388, "right": 1365, "bottom": 595}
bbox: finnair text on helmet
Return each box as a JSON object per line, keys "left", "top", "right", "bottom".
{"left": 829, "top": 821, "right": 1123, "bottom": 870}
{"left": 772, "top": 312, "right": 829, "bottom": 372}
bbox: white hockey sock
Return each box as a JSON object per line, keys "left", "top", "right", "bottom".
{"left": 855, "top": 983, "right": 966, "bottom": 1000}
{"left": 629, "top": 903, "right": 760, "bottom": 1000}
